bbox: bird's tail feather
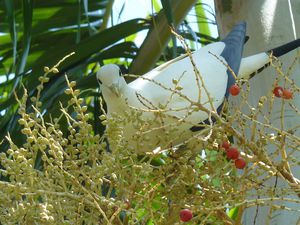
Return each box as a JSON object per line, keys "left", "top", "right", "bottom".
{"left": 268, "top": 39, "right": 300, "bottom": 57}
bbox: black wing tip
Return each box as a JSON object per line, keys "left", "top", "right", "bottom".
{"left": 236, "top": 21, "right": 246, "bottom": 27}
{"left": 222, "top": 21, "right": 247, "bottom": 41}
{"left": 220, "top": 21, "right": 247, "bottom": 97}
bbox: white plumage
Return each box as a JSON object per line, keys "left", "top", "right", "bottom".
{"left": 97, "top": 22, "right": 299, "bottom": 152}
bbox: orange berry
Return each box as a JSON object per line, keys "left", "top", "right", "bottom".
{"left": 235, "top": 158, "right": 247, "bottom": 169}
{"left": 226, "top": 147, "right": 239, "bottom": 160}
{"left": 229, "top": 84, "right": 240, "bottom": 96}
{"left": 221, "top": 141, "right": 230, "bottom": 150}
{"left": 273, "top": 86, "right": 283, "bottom": 98}
{"left": 180, "top": 209, "right": 193, "bottom": 222}
{"left": 282, "top": 89, "right": 293, "bottom": 99}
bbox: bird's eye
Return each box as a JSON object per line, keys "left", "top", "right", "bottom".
{"left": 97, "top": 77, "right": 102, "bottom": 85}
{"left": 119, "top": 70, "right": 122, "bottom": 77}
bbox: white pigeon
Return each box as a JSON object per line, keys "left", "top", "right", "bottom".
{"left": 97, "top": 22, "right": 300, "bottom": 153}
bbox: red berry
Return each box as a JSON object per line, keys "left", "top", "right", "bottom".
{"left": 229, "top": 84, "right": 240, "bottom": 96}
{"left": 221, "top": 141, "right": 231, "bottom": 150}
{"left": 273, "top": 86, "right": 283, "bottom": 97}
{"left": 226, "top": 147, "right": 239, "bottom": 160}
{"left": 180, "top": 209, "right": 193, "bottom": 222}
{"left": 282, "top": 89, "right": 293, "bottom": 99}
{"left": 235, "top": 158, "right": 247, "bottom": 169}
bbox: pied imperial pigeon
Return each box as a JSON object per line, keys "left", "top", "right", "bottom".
{"left": 97, "top": 22, "right": 300, "bottom": 153}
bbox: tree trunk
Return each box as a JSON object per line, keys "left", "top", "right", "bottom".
{"left": 214, "top": 0, "right": 300, "bottom": 224}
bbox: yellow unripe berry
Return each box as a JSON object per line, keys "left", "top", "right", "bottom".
{"left": 43, "top": 66, "right": 50, "bottom": 72}
{"left": 52, "top": 68, "right": 59, "bottom": 73}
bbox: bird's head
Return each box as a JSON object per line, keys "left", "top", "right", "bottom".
{"left": 96, "top": 64, "right": 126, "bottom": 97}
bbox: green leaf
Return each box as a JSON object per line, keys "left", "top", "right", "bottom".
{"left": 151, "top": 0, "right": 161, "bottom": 12}
{"left": 151, "top": 200, "right": 161, "bottom": 211}
{"left": 146, "top": 219, "right": 155, "bottom": 225}
{"left": 211, "top": 178, "right": 220, "bottom": 187}
{"left": 150, "top": 155, "right": 166, "bottom": 166}
{"left": 4, "top": 0, "right": 17, "bottom": 69}
{"left": 136, "top": 208, "right": 147, "bottom": 219}
{"left": 206, "top": 150, "right": 218, "bottom": 161}
{"left": 16, "top": 0, "right": 33, "bottom": 75}
{"left": 100, "top": 0, "right": 114, "bottom": 31}
{"left": 29, "top": 18, "right": 149, "bottom": 79}
{"left": 160, "top": 0, "right": 177, "bottom": 57}
{"left": 195, "top": 0, "right": 212, "bottom": 46}
{"left": 130, "top": 0, "right": 197, "bottom": 74}
{"left": 160, "top": 0, "right": 173, "bottom": 26}
{"left": 228, "top": 207, "right": 239, "bottom": 220}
